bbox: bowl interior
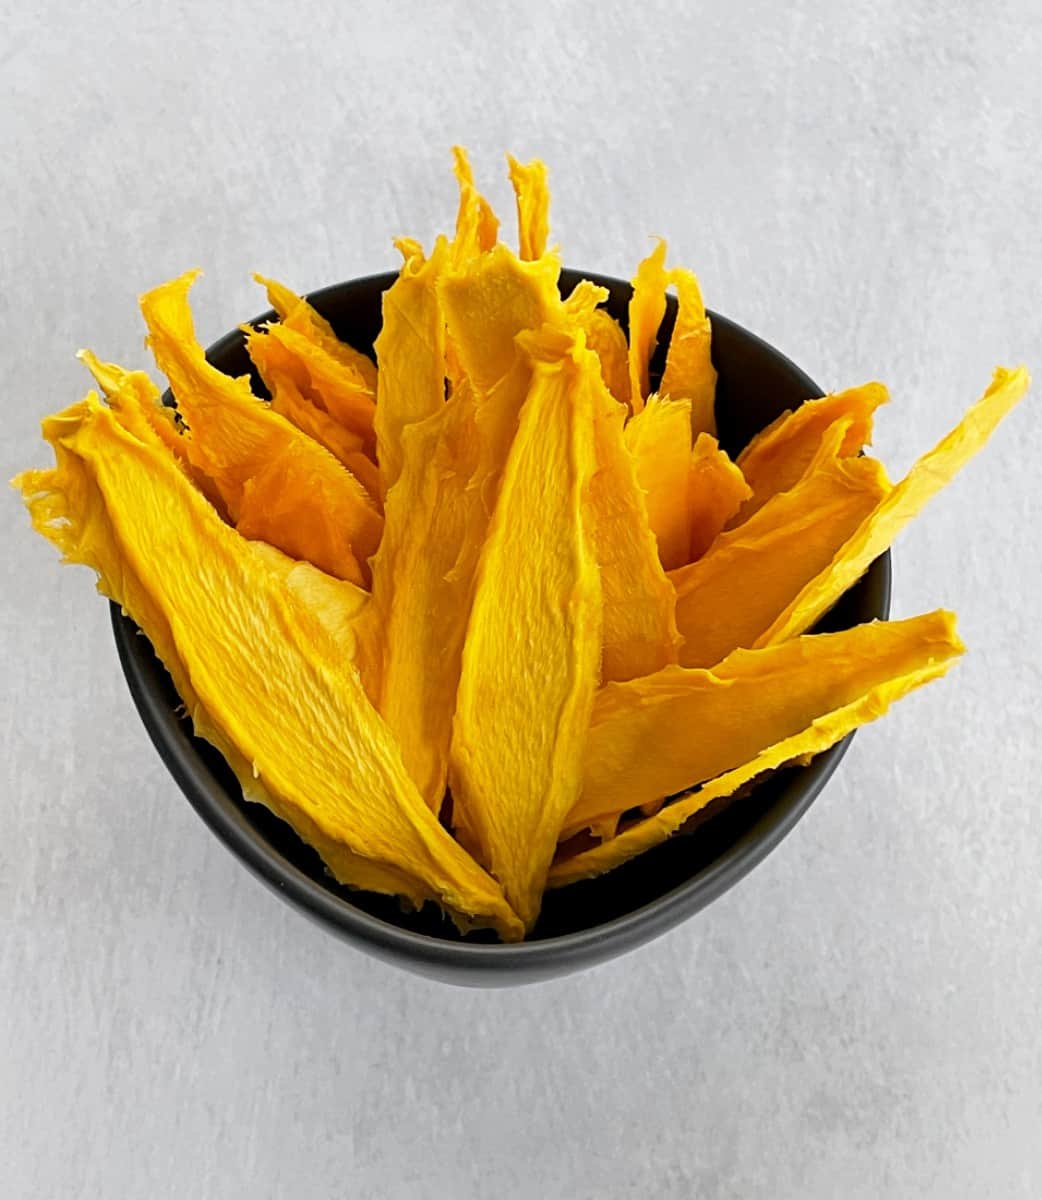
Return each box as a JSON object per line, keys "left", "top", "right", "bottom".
{"left": 113, "top": 268, "right": 890, "bottom": 956}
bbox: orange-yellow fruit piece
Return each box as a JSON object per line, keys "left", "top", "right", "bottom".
{"left": 254, "top": 273, "right": 378, "bottom": 393}
{"left": 252, "top": 321, "right": 376, "bottom": 451}
{"left": 373, "top": 237, "right": 449, "bottom": 490}
{"left": 671, "top": 423, "right": 890, "bottom": 668}
{"left": 14, "top": 396, "right": 522, "bottom": 940}
{"left": 561, "top": 610, "right": 961, "bottom": 840}
{"left": 550, "top": 611, "right": 963, "bottom": 886}
{"left": 562, "top": 281, "right": 632, "bottom": 408}
{"left": 451, "top": 145, "right": 500, "bottom": 262}
{"left": 439, "top": 244, "right": 563, "bottom": 508}
{"left": 734, "top": 382, "right": 890, "bottom": 523}
{"left": 757, "top": 366, "right": 1031, "bottom": 647}
{"left": 687, "top": 434, "right": 751, "bottom": 560}
{"left": 660, "top": 266, "right": 716, "bottom": 438}
{"left": 140, "top": 271, "right": 381, "bottom": 586}
{"left": 626, "top": 238, "right": 669, "bottom": 412}
{"left": 585, "top": 347, "right": 680, "bottom": 683}
{"left": 360, "top": 384, "right": 485, "bottom": 810}
{"left": 624, "top": 393, "right": 693, "bottom": 571}
{"left": 243, "top": 339, "right": 381, "bottom": 503}
{"left": 450, "top": 329, "right": 602, "bottom": 931}
{"left": 506, "top": 154, "right": 551, "bottom": 261}
{"left": 581, "top": 308, "right": 631, "bottom": 407}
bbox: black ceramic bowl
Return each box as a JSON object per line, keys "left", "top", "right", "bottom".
{"left": 111, "top": 269, "right": 890, "bottom": 987}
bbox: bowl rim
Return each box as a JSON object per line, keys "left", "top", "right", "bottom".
{"left": 110, "top": 269, "right": 892, "bottom": 979}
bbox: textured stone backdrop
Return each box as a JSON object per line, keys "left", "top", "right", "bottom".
{"left": 2, "top": 2, "right": 1040, "bottom": 1196}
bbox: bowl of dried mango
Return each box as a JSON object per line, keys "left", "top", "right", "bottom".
{"left": 15, "top": 149, "right": 1029, "bottom": 985}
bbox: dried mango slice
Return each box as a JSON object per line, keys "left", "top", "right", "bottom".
{"left": 507, "top": 154, "right": 551, "bottom": 261}
{"left": 250, "top": 321, "right": 376, "bottom": 450}
{"left": 439, "top": 245, "right": 563, "bottom": 507}
{"left": 561, "top": 281, "right": 631, "bottom": 404}
{"left": 561, "top": 611, "right": 960, "bottom": 840}
{"left": 440, "top": 245, "right": 561, "bottom": 394}
{"left": 585, "top": 348, "right": 680, "bottom": 683}
{"left": 141, "top": 272, "right": 381, "bottom": 586}
{"left": 15, "top": 396, "right": 522, "bottom": 940}
{"left": 254, "top": 273, "right": 378, "bottom": 392}
{"left": 624, "top": 394, "right": 693, "bottom": 571}
{"left": 672, "top": 424, "right": 890, "bottom": 668}
{"left": 626, "top": 238, "right": 668, "bottom": 412}
{"left": 734, "top": 382, "right": 889, "bottom": 523}
{"left": 549, "top": 613, "right": 962, "bottom": 887}
{"left": 361, "top": 385, "right": 484, "bottom": 809}
{"left": 758, "top": 366, "right": 1031, "bottom": 646}
{"left": 660, "top": 266, "right": 716, "bottom": 438}
{"left": 372, "top": 237, "right": 449, "bottom": 489}
{"left": 244, "top": 333, "right": 378, "bottom": 488}
{"left": 687, "top": 434, "right": 751, "bottom": 560}
{"left": 581, "top": 308, "right": 631, "bottom": 407}
{"left": 450, "top": 329, "right": 601, "bottom": 930}
{"left": 452, "top": 145, "right": 499, "bottom": 261}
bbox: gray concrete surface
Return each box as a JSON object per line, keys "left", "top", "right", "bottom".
{"left": 2, "top": 2, "right": 1040, "bottom": 1196}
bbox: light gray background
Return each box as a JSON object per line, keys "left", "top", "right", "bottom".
{"left": 3, "top": 2, "right": 1040, "bottom": 1197}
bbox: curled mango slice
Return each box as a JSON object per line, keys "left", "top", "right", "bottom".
{"left": 624, "top": 394, "right": 693, "bottom": 571}
{"left": 361, "top": 391, "right": 484, "bottom": 809}
{"left": 687, "top": 434, "right": 751, "bottom": 561}
{"left": 16, "top": 396, "right": 522, "bottom": 938}
{"left": 450, "top": 328, "right": 602, "bottom": 930}
{"left": 141, "top": 271, "right": 381, "bottom": 586}
{"left": 372, "top": 237, "right": 449, "bottom": 489}
{"left": 626, "top": 238, "right": 668, "bottom": 412}
{"left": 562, "top": 611, "right": 961, "bottom": 840}
{"left": 254, "top": 273, "right": 378, "bottom": 393}
{"left": 758, "top": 366, "right": 1031, "bottom": 646}
{"left": 248, "top": 321, "right": 376, "bottom": 450}
{"left": 507, "top": 153, "right": 551, "bottom": 261}
{"left": 660, "top": 266, "right": 716, "bottom": 438}
{"left": 452, "top": 145, "right": 500, "bottom": 261}
{"left": 551, "top": 611, "right": 964, "bottom": 884}
{"left": 734, "top": 382, "right": 889, "bottom": 523}
{"left": 672, "top": 423, "right": 889, "bottom": 668}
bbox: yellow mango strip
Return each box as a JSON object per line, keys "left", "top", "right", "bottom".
{"left": 251, "top": 321, "right": 376, "bottom": 450}
{"left": 560, "top": 611, "right": 960, "bottom": 840}
{"left": 361, "top": 386, "right": 485, "bottom": 809}
{"left": 452, "top": 145, "right": 499, "bottom": 261}
{"left": 660, "top": 266, "right": 717, "bottom": 438}
{"left": 78, "top": 350, "right": 232, "bottom": 518}
{"left": 439, "top": 245, "right": 563, "bottom": 511}
{"left": 562, "top": 278, "right": 609, "bottom": 320}
{"left": 14, "top": 397, "right": 523, "bottom": 940}
{"left": 254, "top": 273, "right": 378, "bottom": 393}
{"left": 734, "top": 383, "right": 890, "bottom": 523}
{"left": 372, "top": 237, "right": 449, "bottom": 489}
{"left": 585, "top": 347, "right": 680, "bottom": 683}
{"left": 626, "top": 238, "right": 668, "bottom": 412}
{"left": 758, "top": 365, "right": 1031, "bottom": 647}
{"left": 623, "top": 394, "right": 693, "bottom": 571}
{"left": 450, "top": 330, "right": 602, "bottom": 930}
{"left": 687, "top": 434, "right": 751, "bottom": 560}
{"left": 440, "top": 245, "right": 561, "bottom": 393}
{"left": 671, "top": 425, "right": 890, "bottom": 668}
{"left": 77, "top": 351, "right": 182, "bottom": 457}
{"left": 549, "top": 614, "right": 963, "bottom": 886}
{"left": 247, "top": 357, "right": 382, "bottom": 507}
{"left": 561, "top": 279, "right": 632, "bottom": 406}
{"left": 506, "top": 154, "right": 551, "bottom": 260}
{"left": 140, "top": 272, "right": 381, "bottom": 586}
{"left": 581, "top": 308, "right": 631, "bottom": 408}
